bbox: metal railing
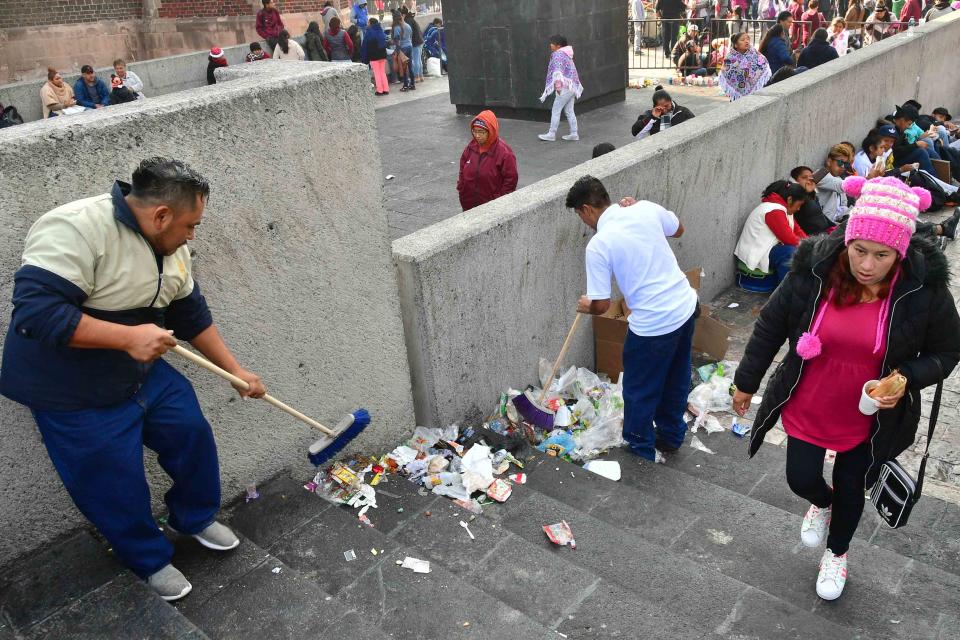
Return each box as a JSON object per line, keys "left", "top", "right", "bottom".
{"left": 629, "top": 17, "right": 912, "bottom": 71}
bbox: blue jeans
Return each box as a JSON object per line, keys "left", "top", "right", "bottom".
{"left": 400, "top": 45, "right": 415, "bottom": 87}
{"left": 410, "top": 44, "right": 423, "bottom": 77}
{"left": 622, "top": 312, "right": 697, "bottom": 460}
{"left": 898, "top": 147, "right": 936, "bottom": 174}
{"left": 33, "top": 359, "right": 221, "bottom": 578}
{"left": 769, "top": 243, "right": 796, "bottom": 284}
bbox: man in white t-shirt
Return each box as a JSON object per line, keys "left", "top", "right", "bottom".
{"left": 566, "top": 176, "right": 699, "bottom": 461}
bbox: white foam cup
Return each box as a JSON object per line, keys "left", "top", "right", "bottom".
{"left": 859, "top": 380, "right": 880, "bottom": 416}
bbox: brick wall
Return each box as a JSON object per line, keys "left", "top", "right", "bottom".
{"left": 0, "top": 0, "right": 142, "bottom": 29}
{"left": 156, "top": 0, "right": 336, "bottom": 19}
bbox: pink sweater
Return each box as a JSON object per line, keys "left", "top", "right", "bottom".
{"left": 781, "top": 297, "right": 886, "bottom": 451}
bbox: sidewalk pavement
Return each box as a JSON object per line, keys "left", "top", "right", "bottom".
{"left": 374, "top": 81, "right": 727, "bottom": 239}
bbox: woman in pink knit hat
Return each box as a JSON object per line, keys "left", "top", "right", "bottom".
{"left": 731, "top": 176, "right": 960, "bottom": 601}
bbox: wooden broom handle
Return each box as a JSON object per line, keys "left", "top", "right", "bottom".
{"left": 540, "top": 313, "right": 584, "bottom": 404}
{"left": 170, "top": 345, "right": 334, "bottom": 436}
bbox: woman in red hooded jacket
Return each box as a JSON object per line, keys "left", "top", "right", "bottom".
{"left": 457, "top": 110, "right": 519, "bottom": 211}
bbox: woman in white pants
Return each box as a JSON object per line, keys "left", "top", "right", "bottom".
{"left": 538, "top": 35, "right": 584, "bottom": 142}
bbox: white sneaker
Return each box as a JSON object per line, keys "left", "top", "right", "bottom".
{"left": 538, "top": 132, "right": 556, "bottom": 141}
{"left": 816, "top": 549, "right": 848, "bottom": 600}
{"left": 562, "top": 133, "right": 580, "bottom": 141}
{"left": 800, "top": 504, "right": 831, "bottom": 547}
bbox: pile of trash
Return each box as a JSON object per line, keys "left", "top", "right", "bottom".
{"left": 301, "top": 358, "right": 745, "bottom": 528}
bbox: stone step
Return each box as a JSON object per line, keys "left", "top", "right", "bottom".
{"left": 530, "top": 451, "right": 960, "bottom": 640}
{"left": 0, "top": 530, "right": 209, "bottom": 640}
{"left": 227, "top": 471, "right": 556, "bottom": 639}
{"left": 653, "top": 427, "right": 960, "bottom": 577}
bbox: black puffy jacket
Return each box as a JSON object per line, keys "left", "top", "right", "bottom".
{"left": 734, "top": 229, "right": 960, "bottom": 485}
{"left": 630, "top": 104, "right": 695, "bottom": 137}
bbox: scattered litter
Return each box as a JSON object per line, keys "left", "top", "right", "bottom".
{"left": 157, "top": 515, "right": 168, "bottom": 526}
{"left": 570, "top": 471, "right": 575, "bottom": 478}
{"left": 358, "top": 513, "right": 374, "bottom": 527}
{"left": 486, "top": 478, "right": 513, "bottom": 502}
{"left": 271, "top": 566, "right": 282, "bottom": 574}
{"left": 890, "top": 620, "right": 901, "bottom": 624}
{"left": 425, "top": 511, "right": 432, "bottom": 517}
{"left": 707, "top": 529, "right": 734, "bottom": 545}
{"left": 397, "top": 507, "right": 404, "bottom": 513}
{"left": 655, "top": 450, "right": 666, "bottom": 464}
{"left": 509, "top": 473, "right": 527, "bottom": 484}
{"left": 459, "top": 520, "right": 476, "bottom": 540}
{"left": 400, "top": 556, "right": 431, "bottom": 573}
{"left": 385, "top": 174, "right": 395, "bottom": 180}
{"left": 727, "top": 303, "right": 739, "bottom": 308}
{"left": 454, "top": 498, "right": 483, "bottom": 515}
{"left": 583, "top": 460, "right": 621, "bottom": 481}
{"left": 343, "top": 549, "right": 357, "bottom": 562}
{"left": 462, "top": 444, "right": 495, "bottom": 493}
{"left": 371, "top": 548, "right": 379, "bottom": 556}
{"left": 690, "top": 436, "right": 716, "bottom": 454}
{"left": 463, "top": 622, "right": 471, "bottom": 627}
{"left": 245, "top": 483, "right": 260, "bottom": 502}
{"left": 751, "top": 395, "right": 762, "bottom": 405}
{"left": 731, "top": 419, "right": 751, "bottom": 438}
{"left": 543, "top": 521, "right": 576, "bottom": 549}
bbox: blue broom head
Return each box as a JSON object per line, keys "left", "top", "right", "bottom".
{"left": 307, "top": 408, "right": 371, "bottom": 467}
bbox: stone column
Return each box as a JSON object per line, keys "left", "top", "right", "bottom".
{"left": 443, "top": 0, "right": 629, "bottom": 121}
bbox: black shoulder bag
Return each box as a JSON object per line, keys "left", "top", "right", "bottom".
{"left": 869, "top": 380, "right": 942, "bottom": 529}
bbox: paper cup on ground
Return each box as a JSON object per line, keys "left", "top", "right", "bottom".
{"left": 859, "top": 380, "right": 880, "bottom": 415}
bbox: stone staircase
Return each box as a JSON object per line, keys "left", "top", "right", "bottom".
{"left": 3, "top": 426, "right": 959, "bottom": 640}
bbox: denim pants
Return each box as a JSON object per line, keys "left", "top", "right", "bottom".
{"left": 622, "top": 312, "right": 697, "bottom": 460}
{"left": 410, "top": 44, "right": 423, "bottom": 77}
{"left": 898, "top": 146, "right": 936, "bottom": 174}
{"left": 33, "top": 359, "right": 221, "bottom": 578}
{"left": 400, "top": 45, "right": 415, "bottom": 87}
{"left": 549, "top": 89, "right": 578, "bottom": 136}
{"left": 769, "top": 243, "right": 796, "bottom": 284}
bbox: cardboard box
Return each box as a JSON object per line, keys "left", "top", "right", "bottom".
{"left": 592, "top": 268, "right": 732, "bottom": 381}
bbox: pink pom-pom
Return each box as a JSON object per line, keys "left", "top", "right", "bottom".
{"left": 796, "top": 332, "right": 822, "bottom": 360}
{"left": 842, "top": 175, "right": 867, "bottom": 198}
{"left": 912, "top": 187, "right": 932, "bottom": 212}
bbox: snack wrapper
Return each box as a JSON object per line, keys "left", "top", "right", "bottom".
{"left": 543, "top": 520, "right": 576, "bottom": 549}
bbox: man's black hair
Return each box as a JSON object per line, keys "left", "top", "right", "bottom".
{"left": 250, "top": 41, "right": 262, "bottom": 51}
{"left": 592, "top": 143, "right": 616, "bottom": 159}
{"left": 777, "top": 10, "right": 792, "bottom": 21}
{"left": 549, "top": 34, "right": 568, "bottom": 47}
{"left": 131, "top": 158, "right": 210, "bottom": 208}
{"left": 81, "top": 64, "right": 94, "bottom": 74}
{"left": 789, "top": 165, "right": 813, "bottom": 180}
{"left": 813, "top": 27, "right": 829, "bottom": 40}
{"left": 565, "top": 175, "right": 610, "bottom": 210}
{"left": 904, "top": 99, "right": 922, "bottom": 111}
{"left": 261, "top": 0, "right": 271, "bottom": 6}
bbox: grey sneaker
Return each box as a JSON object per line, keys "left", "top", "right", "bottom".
{"left": 148, "top": 564, "right": 192, "bottom": 601}
{"left": 538, "top": 132, "right": 556, "bottom": 141}
{"left": 562, "top": 133, "right": 580, "bottom": 141}
{"left": 168, "top": 520, "right": 240, "bottom": 551}
{"left": 192, "top": 521, "right": 240, "bottom": 551}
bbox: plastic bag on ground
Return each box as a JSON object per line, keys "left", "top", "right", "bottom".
{"left": 408, "top": 427, "right": 444, "bottom": 451}
{"left": 687, "top": 375, "right": 732, "bottom": 413}
{"left": 571, "top": 415, "right": 625, "bottom": 461}
{"left": 537, "top": 430, "right": 578, "bottom": 458}
{"left": 461, "top": 444, "right": 495, "bottom": 493}
{"left": 583, "top": 460, "right": 621, "bottom": 481}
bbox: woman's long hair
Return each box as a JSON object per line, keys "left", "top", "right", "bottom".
{"left": 306, "top": 21, "right": 321, "bottom": 36}
{"left": 278, "top": 29, "right": 290, "bottom": 54}
{"left": 827, "top": 245, "right": 900, "bottom": 308}
{"left": 758, "top": 23, "right": 784, "bottom": 55}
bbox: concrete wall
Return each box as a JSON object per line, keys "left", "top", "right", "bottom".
{"left": 0, "top": 61, "right": 415, "bottom": 566}
{"left": 394, "top": 12, "right": 960, "bottom": 427}
{"left": 0, "top": 42, "right": 253, "bottom": 124}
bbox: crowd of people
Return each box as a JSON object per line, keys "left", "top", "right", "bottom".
{"left": 644, "top": 0, "right": 957, "bottom": 102}
{"left": 35, "top": 0, "right": 447, "bottom": 117}
{"left": 734, "top": 100, "right": 960, "bottom": 288}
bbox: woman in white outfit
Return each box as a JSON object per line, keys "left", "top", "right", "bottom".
{"left": 538, "top": 34, "right": 584, "bottom": 142}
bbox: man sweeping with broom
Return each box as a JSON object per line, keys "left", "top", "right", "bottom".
{"left": 0, "top": 158, "right": 266, "bottom": 601}
{"left": 566, "top": 175, "right": 698, "bottom": 462}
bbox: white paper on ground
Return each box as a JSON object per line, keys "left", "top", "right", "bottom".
{"left": 401, "top": 556, "right": 431, "bottom": 573}
{"left": 690, "top": 436, "right": 716, "bottom": 454}
{"left": 583, "top": 460, "right": 622, "bottom": 481}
